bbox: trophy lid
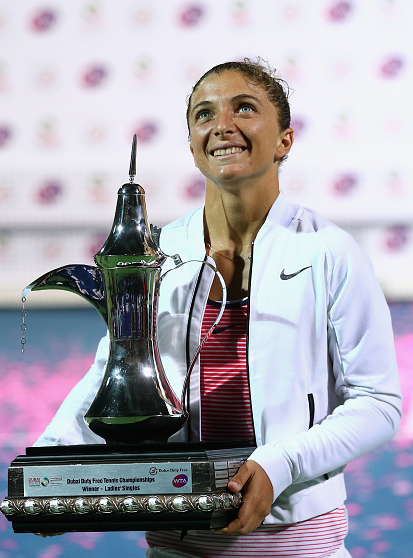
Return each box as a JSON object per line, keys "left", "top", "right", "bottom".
{"left": 94, "top": 135, "right": 164, "bottom": 268}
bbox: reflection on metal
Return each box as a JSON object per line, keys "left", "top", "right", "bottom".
{"left": 1, "top": 492, "right": 242, "bottom": 516}
{"left": 21, "top": 135, "right": 228, "bottom": 446}
{"left": 21, "top": 136, "right": 184, "bottom": 444}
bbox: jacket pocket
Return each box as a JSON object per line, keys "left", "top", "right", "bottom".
{"left": 307, "top": 393, "right": 315, "bottom": 429}
{"left": 308, "top": 392, "right": 329, "bottom": 480}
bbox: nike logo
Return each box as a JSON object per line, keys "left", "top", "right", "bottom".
{"left": 212, "top": 323, "right": 239, "bottom": 335}
{"left": 280, "top": 266, "right": 312, "bottom": 280}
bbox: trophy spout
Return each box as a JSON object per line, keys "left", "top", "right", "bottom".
{"left": 23, "top": 264, "right": 108, "bottom": 326}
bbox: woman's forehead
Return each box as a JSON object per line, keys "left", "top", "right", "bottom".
{"left": 190, "top": 70, "right": 267, "bottom": 106}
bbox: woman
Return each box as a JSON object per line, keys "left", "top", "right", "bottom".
{"left": 36, "top": 60, "right": 401, "bottom": 557}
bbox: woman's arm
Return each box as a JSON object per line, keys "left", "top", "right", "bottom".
{"left": 225, "top": 231, "right": 402, "bottom": 534}
{"left": 33, "top": 332, "right": 109, "bottom": 446}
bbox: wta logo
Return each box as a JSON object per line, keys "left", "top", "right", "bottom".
{"left": 172, "top": 474, "right": 188, "bottom": 488}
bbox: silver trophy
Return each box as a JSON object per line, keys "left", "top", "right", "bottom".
{"left": 1, "top": 137, "right": 253, "bottom": 533}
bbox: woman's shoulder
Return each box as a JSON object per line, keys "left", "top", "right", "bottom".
{"left": 288, "top": 203, "right": 374, "bottom": 281}
{"left": 162, "top": 206, "right": 203, "bottom": 233}
{"left": 159, "top": 206, "right": 204, "bottom": 256}
{"left": 292, "top": 204, "right": 359, "bottom": 251}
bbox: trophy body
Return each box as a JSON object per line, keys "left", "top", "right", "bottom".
{"left": 84, "top": 263, "right": 186, "bottom": 445}
{"left": 0, "top": 137, "right": 254, "bottom": 533}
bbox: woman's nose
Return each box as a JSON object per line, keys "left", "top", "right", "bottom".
{"left": 213, "top": 111, "right": 235, "bottom": 135}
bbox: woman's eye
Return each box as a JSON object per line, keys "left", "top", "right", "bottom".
{"left": 238, "top": 104, "right": 254, "bottom": 113}
{"left": 196, "top": 110, "right": 211, "bottom": 120}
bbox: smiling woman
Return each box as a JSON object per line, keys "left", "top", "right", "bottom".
{"left": 185, "top": 60, "right": 292, "bottom": 143}
{"left": 33, "top": 59, "right": 402, "bottom": 558}
{"left": 188, "top": 71, "right": 292, "bottom": 181}
{"left": 186, "top": 64, "right": 294, "bottom": 302}
{"left": 188, "top": 67, "right": 292, "bottom": 182}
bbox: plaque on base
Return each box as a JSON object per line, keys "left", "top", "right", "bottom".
{"left": 1, "top": 442, "right": 253, "bottom": 533}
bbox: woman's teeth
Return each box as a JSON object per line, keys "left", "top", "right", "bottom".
{"left": 213, "top": 147, "right": 244, "bottom": 156}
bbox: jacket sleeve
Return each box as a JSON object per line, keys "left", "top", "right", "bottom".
{"left": 249, "top": 230, "right": 402, "bottom": 503}
{"left": 33, "top": 332, "right": 109, "bottom": 446}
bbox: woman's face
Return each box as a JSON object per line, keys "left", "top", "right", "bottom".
{"left": 188, "top": 70, "right": 293, "bottom": 188}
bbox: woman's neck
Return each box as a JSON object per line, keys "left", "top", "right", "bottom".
{"left": 204, "top": 178, "right": 280, "bottom": 251}
{"left": 203, "top": 179, "right": 279, "bottom": 301}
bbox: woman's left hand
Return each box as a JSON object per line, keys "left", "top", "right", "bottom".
{"left": 215, "top": 459, "right": 273, "bottom": 535}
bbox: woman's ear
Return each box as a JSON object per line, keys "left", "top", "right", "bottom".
{"left": 189, "top": 144, "right": 199, "bottom": 169}
{"left": 275, "top": 128, "right": 294, "bottom": 160}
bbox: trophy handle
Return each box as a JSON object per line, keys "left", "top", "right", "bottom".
{"left": 158, "top": 259, "right": 227, "bottom": 416}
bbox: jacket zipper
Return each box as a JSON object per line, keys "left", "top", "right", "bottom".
{"left": 246, "top": 242, "right": 257, "bottom": 447}
{"left": 185, "top": 257, "right": 208, "bottom": 441}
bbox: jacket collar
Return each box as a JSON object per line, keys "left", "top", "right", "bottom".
{"left": 264, "top": 192, "right": 299, "bottom": 230}
{"left": 185, "top": 192, "right": 299, "bottom": 253}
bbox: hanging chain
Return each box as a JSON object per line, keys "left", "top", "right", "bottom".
{"left": 206, "top": 243, "right": 251, "bottom": 262}
{"left": 20, "top": 296, "right": 27, "bottom": 353}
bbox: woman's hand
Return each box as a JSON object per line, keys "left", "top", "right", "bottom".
{"left": 215, "top": 459, "right": 273, "bottom": 535}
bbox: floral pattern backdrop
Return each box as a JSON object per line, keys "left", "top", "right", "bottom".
{"left": 0, "top": 0, "right": 412, "bottom": 305}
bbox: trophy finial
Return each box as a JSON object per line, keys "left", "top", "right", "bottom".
{"left": 129, "top": 134, "right": 137, "bottom": 183}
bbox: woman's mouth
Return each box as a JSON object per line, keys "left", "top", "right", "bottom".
{"left": 211, "top": 146, "right": 245, "bottom": 157}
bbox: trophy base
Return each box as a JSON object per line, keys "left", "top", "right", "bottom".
{"left": 1, "top": 442, "right": 254, "bottom": 533}
{"left": 86, "top": 415, "right": 187, "bottom": 444}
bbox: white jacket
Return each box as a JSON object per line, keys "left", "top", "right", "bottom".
{"left": 35, "top": 194, "right": 402, "bottom": 525}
